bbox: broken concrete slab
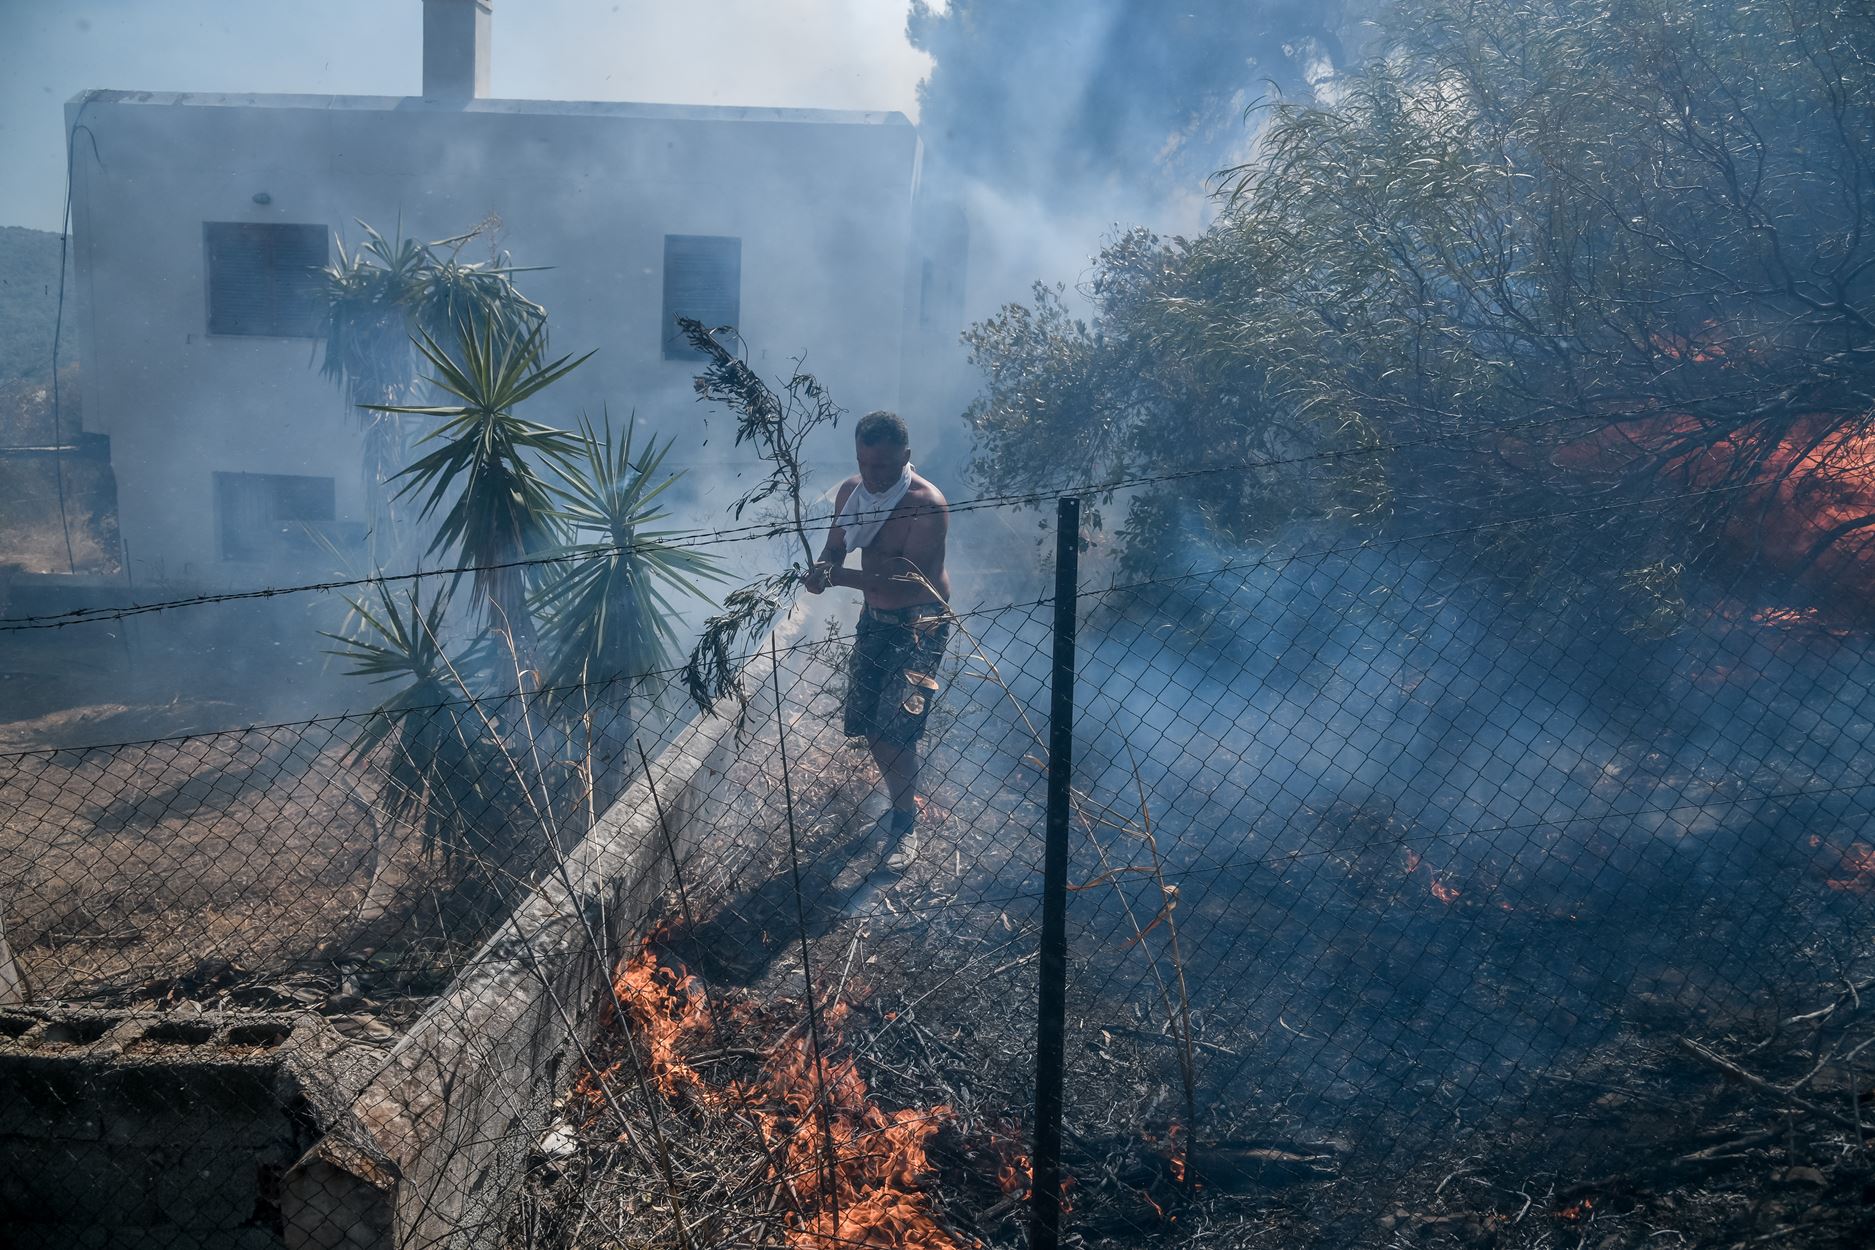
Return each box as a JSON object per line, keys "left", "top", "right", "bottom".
{"left": 0, "top": 1005, "right": 367, "bottom": 1250}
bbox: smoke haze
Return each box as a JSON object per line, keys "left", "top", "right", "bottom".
{"left": 0, "top": 0, "right": 930, "bottom": 232}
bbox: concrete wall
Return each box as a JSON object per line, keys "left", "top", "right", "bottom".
{"left": 65, "top": 91, "right": 925, "bottom": 587}
{"left": 0, "top": 910, "right": 21, "bottom": 1006}
{"left": 289, "top": 609, "right": 811, "bottom": 1249}
{"left": 0, "top": 1008, "right": 355, "bottom": 1250}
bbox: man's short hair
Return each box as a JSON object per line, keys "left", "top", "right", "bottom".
{"left": 855, "top": 410, "right": 909, "bottom": 449}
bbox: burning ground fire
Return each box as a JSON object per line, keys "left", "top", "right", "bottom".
{"left": 1401, "top": 849, "right": 1463, "bottom": 905}
{"left": 571, "top": 933, "right": 1030, "bottom": 1247}
{"left": 1818, "top": 839, "right": 1875, "bottom": 893}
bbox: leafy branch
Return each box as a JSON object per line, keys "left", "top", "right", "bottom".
{"left": 677, "top": 318, "right": 843, "bottom": 711}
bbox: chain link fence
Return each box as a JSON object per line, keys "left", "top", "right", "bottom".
{"left": 4, "top": 505, "right": 1874, "bottom": 1249}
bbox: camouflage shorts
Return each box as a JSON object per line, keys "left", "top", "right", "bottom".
{"left": 844, "top": 603, "right": 952, "bottom": 746}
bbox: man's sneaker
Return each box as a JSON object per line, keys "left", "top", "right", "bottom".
{"left": 884, "top": 809, "right": 919, "bottom": 870}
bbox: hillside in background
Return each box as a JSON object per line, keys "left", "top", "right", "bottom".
{"left": 0, "top": 227, "right": 108, "bottom": 575}
{"left": 0, "top": 226, "right": 61, "bottom": 387}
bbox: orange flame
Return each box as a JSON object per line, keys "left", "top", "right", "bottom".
{"left": 585, "top": 940, "right": 983, "bottom": 1249}
{"left": 1752, "top": 605, "right": 1851, "bottom": 637}
{"left": 987, "top": 1122, "right": 1032, "bottom": 1198}
{"left": 1400, "top": 849, "right": 1472, "bottom": 906}
{"left": 1558, "top": 1197, "right": 1595, "bottom": 1222}
{"left": 1826, "top": 843, "right": 1875, "bottom": 893}
{"left": 606, "top": 951, "right": 715, "bottom": 1099}
{"left": 1548, "top": 410, "right": 1875, "bottom": 616}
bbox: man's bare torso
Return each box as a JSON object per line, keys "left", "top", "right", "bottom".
{"left": 837, "top": 471, "right": 951, "bottom": 609}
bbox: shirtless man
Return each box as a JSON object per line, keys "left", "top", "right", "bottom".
{"left": 803, "top": 411, "right": 951, "bottom": 869}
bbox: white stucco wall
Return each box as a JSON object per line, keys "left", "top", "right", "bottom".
{"left": 65, "top": 90, "right": 925, "bottom": 585}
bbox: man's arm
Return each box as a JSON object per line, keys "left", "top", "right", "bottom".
{"left": 803, "top": 479, "right": 857, "bottom": 595}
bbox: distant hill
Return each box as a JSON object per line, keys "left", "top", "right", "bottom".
{"left": 0, "top": 226, "right": 62, "bottom": 386}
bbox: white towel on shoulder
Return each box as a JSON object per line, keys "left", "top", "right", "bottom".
{"left": 834, "top": 464, "right": 913, "bottom": 550}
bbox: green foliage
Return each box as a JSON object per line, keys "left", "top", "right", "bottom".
{"left": 684, "top": 572, "right": 800, "bottom": 716}
{"left": 319, "top": 220, "right": 549, "bottom": 536}
{"left": 319, "top": 219, "right": 546, "bottom": 405}
{"left": 677, "top": 317, "right": 840, "bottom": 563}
{"left": 964, "top": 0, "right": 1875, "bottom": 587}
{"left": 677, "top": 318, "right": 842, "bottom": 712}
{"left": 372, "top": 323, "right": 589, "bottom": 647}
{"left": 533, "top": 415, "right": 724, "bottom": 696}
{"left": 962, "top": 229, "right": 1322, "bottom": 571}
{"left": 322, "top": 584, "right": 515, "bottom": 869}
{"left": 322, "top": 248, "right": 722, "bottom": 842}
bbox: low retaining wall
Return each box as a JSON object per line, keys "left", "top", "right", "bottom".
{"left": 284, "top": 611, "right": 806, "bottom": 1249}
{"left": 1, "top": 913, "right": 22, "bottom": 1006}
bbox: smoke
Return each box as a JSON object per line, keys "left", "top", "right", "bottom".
{"left": 909, "top": 0, "right": 1875, "bottom": 1147}
{"left": 931, "top": 506, "right": 1875, "bottom": 1138}
{"left": 910, "top": 0, "right": 1367, "bottom": 211}
{"left": 907, "top": 0, "right": 1378, "bottom": 328}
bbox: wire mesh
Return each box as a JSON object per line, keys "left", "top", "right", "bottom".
{"left": 3, "top": 506, "right": 1873, "bottom": 1249}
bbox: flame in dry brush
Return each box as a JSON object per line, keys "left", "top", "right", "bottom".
{"left": 581, "top": 940, "right": 976, "bottom": 1249}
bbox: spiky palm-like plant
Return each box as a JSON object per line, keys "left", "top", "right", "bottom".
{"left": 319, "top": 220, "right": 547, "bottom": 547}
{"left": 534, "top": 415, "right": 725, "bottom": 809}
{"left": 370, "top": 323, "right": 590, "bottom": 667}
{"left": 322, "top": 584, "right": 513, "bottom": 872}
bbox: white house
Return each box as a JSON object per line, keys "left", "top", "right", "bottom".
{"left": 65, "top": 0, "right": 966, "bottom": 587}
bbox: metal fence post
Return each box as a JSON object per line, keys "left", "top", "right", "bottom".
{"left": 1030, "top": 495, "right": 1079, "bottom": 1250}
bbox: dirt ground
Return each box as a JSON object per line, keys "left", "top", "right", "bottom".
{"left": 0, "top": 368, "right": 119, "bottom": 577}
{"left": 0, "top": 696, "right": 506, "bottom": 1043}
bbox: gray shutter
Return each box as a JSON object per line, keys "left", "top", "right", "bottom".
{"left": 205, "top": 223, "right": 328, "bottom": 337}
{"left": 215, "top": 472, "right": 337, "bottom": 561}
{"left": 662, "top": 235, "right": 742, "bottom": 359}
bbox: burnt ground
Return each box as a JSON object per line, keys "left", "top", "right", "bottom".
{"left": 514, "top": 573, "right": 1875, "bottom": 1249}
{"left": 6, "top": 527, "right": 1874, "bottom": 1247}
{"left": 519, "top": 820, "right": 1875, "bottom": 1248}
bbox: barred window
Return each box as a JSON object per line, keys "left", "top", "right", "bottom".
{"left": 214, "top": 471, "right": 335, "bottom": 562}
{"left": 204, "top": 222, "right": 328, "bottom": 337}
{"left": 661, "top": 234, "right": 741, "bottom": 359}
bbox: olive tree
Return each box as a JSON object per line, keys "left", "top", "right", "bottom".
{"left": 965, "top": 0, "right": 1875, "bottom": 601}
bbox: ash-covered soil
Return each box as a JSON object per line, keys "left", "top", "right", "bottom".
{"left": 514, "top": 576, "right": 1875, "bottom": 1249}
{"left": 522, "top": 855, "right": 1875, "bottom": 1249}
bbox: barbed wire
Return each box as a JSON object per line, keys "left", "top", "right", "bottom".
{"left": 0, "top": 407, "right": 1625, "bottom": 632}
{"left": 0, "top": 480, "right": 1761, "bottom": 760}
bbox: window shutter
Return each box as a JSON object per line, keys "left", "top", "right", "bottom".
{"left": 215, "top": 472, "right": 337, "bottom": 562}
{"left": 205, "top": 222, "right": 328, "bottom": 337}
{"left": 662, "top": 235, "right": 742, "bottom": 359}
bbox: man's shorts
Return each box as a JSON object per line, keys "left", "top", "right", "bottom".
{"left": 845, "top": 603, "right": 952, "bottom": 746}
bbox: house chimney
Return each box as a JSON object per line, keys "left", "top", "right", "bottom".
{"left": 422, "top": 0, "right": 491, "bottom": 98}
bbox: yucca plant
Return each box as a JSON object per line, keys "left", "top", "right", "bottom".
{"left": 319, "top": 220, "right": 547, "bottom": 548}
{"left": 322, "top": 583, "right": 514, "bottom": 874}
{"left": 369, "top": 322, "right": 590, "bottom": 666}
{"left": 534, "top": 415, "right": 725, "bottom": 809}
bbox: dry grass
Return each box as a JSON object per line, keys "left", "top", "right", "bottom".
{"left": 0, "top": 704, "right": 473, "bottom": 1009}
{"left": 0, "top": 459, "right": 117, "bottom": 574}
